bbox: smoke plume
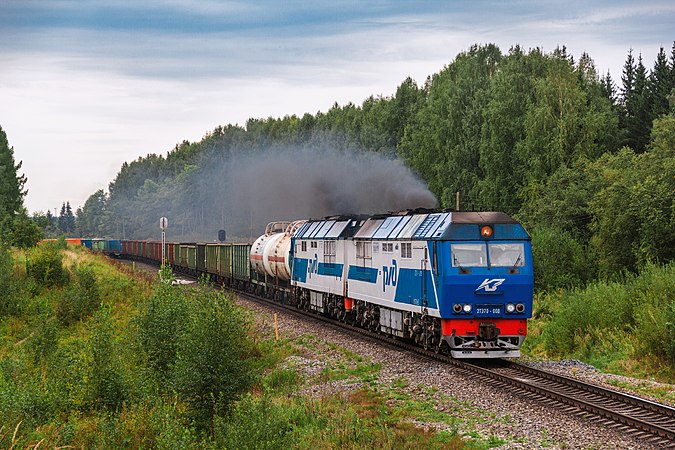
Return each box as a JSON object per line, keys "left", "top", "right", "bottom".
{"left": 197, "top": 146, "right": 437, "bottom": 239}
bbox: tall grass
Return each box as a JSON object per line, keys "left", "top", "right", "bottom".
{"left": 539, "top": 262, "right": 674, "bottom": 376}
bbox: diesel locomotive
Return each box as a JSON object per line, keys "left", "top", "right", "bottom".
{"left": 118, "top": 209, "right": 533, "bottom": 358}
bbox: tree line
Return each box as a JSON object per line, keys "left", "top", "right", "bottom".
{"left": 8, "top": 42, "right": 675, "bottom": 290}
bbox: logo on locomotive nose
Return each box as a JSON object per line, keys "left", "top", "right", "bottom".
{"left": 475, "top": 278, "right": 505, "bottom": 292}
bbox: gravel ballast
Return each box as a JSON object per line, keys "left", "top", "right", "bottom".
{"left": 237, "top": 294, "right": 673, "bottom": 450}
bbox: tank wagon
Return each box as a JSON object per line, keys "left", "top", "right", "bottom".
{"left": 117, "top": 209, "right": 533, "bottom": 358}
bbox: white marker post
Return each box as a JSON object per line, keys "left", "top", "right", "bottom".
{"left": 160, "top": 217, "right": 168, "bottom": 265}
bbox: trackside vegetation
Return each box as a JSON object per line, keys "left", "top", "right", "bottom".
{"left": 1, "top": 245, "right": 509, "bottom": 448}
{"left": 524, "top": 263, "right": 675, "bottom": 385}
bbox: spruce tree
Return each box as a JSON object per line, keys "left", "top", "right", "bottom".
{"left": 59, "top": 203, "right": 67, "bottom": 233}
{"left": 0, "top": 126, "right": 27, "bottom": 221}
{"left": 648, "top": 46, "right": 671, "bottom": 120}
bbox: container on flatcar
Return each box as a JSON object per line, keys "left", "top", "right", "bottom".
{"left": 92, "top": 239, "right": 106, "bottom": 252}
{"left": 81, "top": 239, "right": 93, "bottom": 249}
{"left": 105, "top": 240, "right": 122, "bottom": 255}
{"left": 66, "top": 238, "right": 82, "bottom": 246}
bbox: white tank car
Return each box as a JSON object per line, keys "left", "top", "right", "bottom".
{"left": 250, "top": 221, "right": 305, "bottom": 281}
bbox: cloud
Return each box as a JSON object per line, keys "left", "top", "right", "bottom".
{"left": 1, "top": 0, "right": 673, "bottom": 213}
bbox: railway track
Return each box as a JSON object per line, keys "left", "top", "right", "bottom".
{"left": 235, "top": 290, "right": 675, "bottom": 448}
{"left": 124, "top": 259, "right": 675, "bottom": 448}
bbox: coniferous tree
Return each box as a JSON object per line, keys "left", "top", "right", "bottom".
{"left": 621, "top": 51, "right": 651, "bottom": 152}
{"left": 649, "top": 46, "right": 671, "bottom": 119}
{"left": 600, "top": 70, "right": 617, "bottom": 105}
{"left": 0, "top": 126, "right": 27, "bottom": 222}
{"left": 65, "top": 202, "right": 76, "bottom": 234}
{"left": 58, "top": 203, "right": 67, "bottom": 234}
{"left": 619, "top": 49, "right": 635, "bottom": 136}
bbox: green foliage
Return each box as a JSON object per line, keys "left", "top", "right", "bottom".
{"left": 9, "top": 211, "right": 42, "bottom": 248}
{"left": 214, "top": 394, "right": 299, "bottom": 449}
{"left": 629, "top": 263, "right": 675, "bottom": 361}
{"left": 25, "top": 242, "right": 69, "bottom": 288}
{"left": 57, "top": 265, "right": 101, "bottom": 326}
{"left": 135, "top": 276, "right": 189, "bottom": 377}
{"left": 0, "top": 126, "right": 27, "bottom": 224}
{"left": 85, "top": 306, "right": 128, "bottom": 411}
{"left": 541, "top": 263, "right": 675, "bottom": 363}
{"left": 0, "top": 244, "right": 21, "bottom": 316}
{"left": 135, "top": 270, "right": 257, "bottom": 431}
{"left": 171, "top": 287, "right": 255, "bottom": 429}
{"left": 530, "top": 226, "right": 591, "bottom": 291}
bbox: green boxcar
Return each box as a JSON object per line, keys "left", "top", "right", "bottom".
{"left": 219, "top": 244, "right": 232, "bottom": 278}
{"left": 232, "top": 243, "right": 251, "bottom": 280}
{"left": 206, "top": 244, "right": 219, "bottom": 275}
{"left": 196, "top": 244, "right": 206, "bottom": 272}
{"left": 187, "top": 246, "right": 197, "bottom": 271}
{"left": 92, "top": 239, "right": 106, "bottom": 252}
{"left": 179, "top": 245, "right": 189, "bottom": 269}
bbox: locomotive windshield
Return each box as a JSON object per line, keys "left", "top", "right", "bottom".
{"left": 451, "top": 242, "right": 526, "bottom": 268}
{"left": 488, "top": 243, "right": 525, "bottom": 267}
{"left": 451, "top": 244, "right": 487, "bottom": 267}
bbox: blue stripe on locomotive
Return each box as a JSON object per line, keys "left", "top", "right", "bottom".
{"left": 292, "top": 257, "right": 344, "bottom": 283}
{"left": 347, "top": 265, "right": 378, "bottom": 283}
{"left": 393, "top": 268, "right": 437, "bottom": 309}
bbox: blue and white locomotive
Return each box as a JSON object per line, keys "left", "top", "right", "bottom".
{"left": 252, "top": 209, "right": 533, "bottom": 358}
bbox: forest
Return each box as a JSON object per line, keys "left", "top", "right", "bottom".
{"left": 0, "top": 42, "right": 673, "bottom": 447}
{"left": 54, "top": 43, "right": 673, "bottom": 290}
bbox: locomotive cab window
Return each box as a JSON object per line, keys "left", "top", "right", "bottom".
{"left": 356, "top": 241, "right": 372, "bottom": 259}
{"left": 324, "top": 240, "right": 336, "bottom": 263}
{"left": 451, "top": 243, "right": 487, "bottom": 267}
{"left": 488, "top": 243, "right": 525, "bottom": 267}
{"left": 401, "top": 242, "right": 412, "bottom": 259}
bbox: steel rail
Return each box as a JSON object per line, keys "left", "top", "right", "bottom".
{"left": 233, "top": 289, "right": 674, "bottom": 447}
{"left": 121, "top": 257, "right": 675, "bottom": 447}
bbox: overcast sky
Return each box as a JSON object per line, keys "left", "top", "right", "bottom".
{"left": 1, "top": 1, "right": 673, "bottom": 214}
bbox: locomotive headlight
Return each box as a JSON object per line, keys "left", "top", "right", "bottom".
{"left": 463, "top": 304, "right": 472, "bottom": 313}
{"left": 516, "top": 303, "right": 525, "bottom": 313}
{"left": 505, "top": 303, "right": 515, "bottom": 313}
{"left": 453, "top": 303, "right": 462, "bottom": 313}
{"left": 480, "top": 225, "right": 494, "bottom": 238}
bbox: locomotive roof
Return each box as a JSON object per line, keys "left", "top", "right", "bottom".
{"left": 293, "top": 210, "right": 526, "bottom": 240}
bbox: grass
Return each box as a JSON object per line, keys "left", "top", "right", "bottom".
{"left": 523, "top": 262, "right": 675, "bottom": 386}
{"left": 3, "top": 246, "right": 671, "bottom": 448}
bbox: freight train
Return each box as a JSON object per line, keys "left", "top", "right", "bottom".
{"left": 100, "top": 209, "right": 533, "bottom": 358}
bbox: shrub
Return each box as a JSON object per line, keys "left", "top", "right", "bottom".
{"left": 214, "top": 394, "right": 299, "bottom": 449}
{"left": 26, "top": 243, "right": 69, "bottom": 288}
{"left": 530, "top": 226, "right": 591, "bottom": 291}
{"left": 57, "top": 265, "right": 100, "bottom": 325}
{"left": 630, "top": 263, "right": 675, "bottom": 361}
{"left": 0, "top": 244, "right": 21, "bottom": 316}
{"left": 85, "top": 307, "right": 128, "bottom": 411}
{"left": 135, "top": 278, "right": 189, "bottom": 377}
{"left": 541, "top": 263, "right": 675, "bottom": 362}
{"left": 171, "top": 287, "right": 256, "bottom": 431}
